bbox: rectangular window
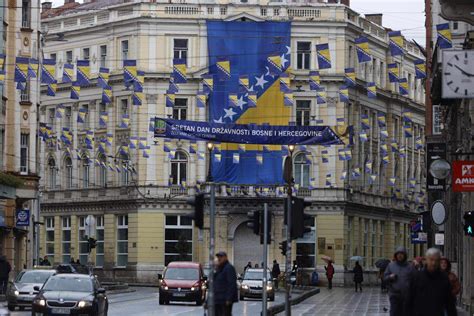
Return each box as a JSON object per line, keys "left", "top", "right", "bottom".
{"left": 379, "top": 222, "right": 385, "bottom": 258}
{"left": 21, "top": 0, "right": 30, "bottom": 28}
{"left": 82, "top": 48, "right": 90, "bottom": 60}
{"left": 78, "top": 216, "right": 88, "bottom": 265}
{"left": 363, "top": 219, "right": 368, "bottom": 264}
{"left": 273, "top": 8, "right": 280, "bottom": 16}
{"left": 173, "top": 39, "right": 188, "bottom": 63}
{"left": 64, "top": 107, "right": 71, "bottom": 129}
{"left": 117, "top": 215, "right": 128, "bottom": 267}
{"left": 99, "top": 45, "right": 107, "bottom": 68}
{"left": 347, "top": 216, "right": 354, "bottom": 263}
{"left": 62, "top": 216, "right": 71, "bottom": 264}
{"left": 121, "top": 40, "right": 129, "bottom": 60}
{"left": 296, "top": 42, "right": 311, "bottom": 70}
{"left": 81, "top": 104, "right": 89, "bottom": 129}
{"left": 118, "top": 99, "right": 129, "bottom": 127}
{"left": 45, "top": 217, "right": 55, "bottom": 264}
{"left": 20, "top": 133, "right": 29, "bottom": 174}
{"left": 371, "top": 221, "right": 377, "bottom": 265}
{"left": 50, "top": 53, "right": 57, "bottom": 62}
{"left": 207, "top": 7, "right": 214, "bottom": 15}
{"left": 66, "top": 51, "right": 73, "bottom": 64}
{"left": 20, "top": 80, "right": 30, "bottom": 102}
{"left": 96, "top": 216, "right": 104, "bottom": 267}
{"left": 394, "top": 222, "right": 400, "bottom": 247}
{"left": 173, "top": 98, "right": 187, "bottom": 120}
{"left": 260, "top": 8, "right": 267, "bottom": 16}
{"left": 296, "top": 100, "right": 311, "bottom": 126}
{"left": 220, "top": 7, "right": 227, "bottom": 15}
{"left": 453, "top": 21, "right": 458, "bottom": 30}
{"left": 165, "top": 215, "right": 193, "bottom": 266}
{"left": 296, "top": 217, "right": 315, "bottom": 268}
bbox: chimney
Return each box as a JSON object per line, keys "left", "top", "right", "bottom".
{"left": 41, "top": 1, "right": 52, "bottom": 12}
{"left": 365, "top": 13, "right": 383, "bottom": 26}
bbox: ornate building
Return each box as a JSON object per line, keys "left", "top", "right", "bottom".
{"left": 39, "top": 0, "right": 426, "bottom": 283}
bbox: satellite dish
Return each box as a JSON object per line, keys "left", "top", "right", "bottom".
{"left": 431, "top": 200, "right": 447, "bottom": 225}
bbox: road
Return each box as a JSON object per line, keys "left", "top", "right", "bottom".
{"left": 2, "top": 286, "right": 283, "bottom": 316}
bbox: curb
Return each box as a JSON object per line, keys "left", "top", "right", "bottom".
{"left": 267, "top": 288, "right": 320, "bottom": 315}
{"left": 107, "top": 288, "right": 136, "bottom": 295}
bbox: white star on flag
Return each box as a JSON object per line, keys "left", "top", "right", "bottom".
{"left": 224, "top": 108, "right": 237, "bottom": 121}
{"left": 214, "top": 117, "right": 224, "bottom": 123}
{"left": 236, "top": 95, "right": 247, "bottom": 110}
{"left": 286, "top": 45, "right": 291, "bottom": 55}
{"left": 248, "top": 85, "right": 255, "bottom": 92}
{"left": 281, "top": 54, "right": 288, "bottom": 68}
{"left": 265, "top": 66, "right": 275, "bottom": 79}
{"left": 255, "top": 75, "right": 268, "bottom": 89}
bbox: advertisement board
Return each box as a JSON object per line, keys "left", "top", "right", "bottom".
{"left": 452, "top": 160, "right": 474, "bottom": 192}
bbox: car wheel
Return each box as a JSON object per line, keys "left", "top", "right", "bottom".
{"left": 240, "top": 295, "right": 244, "bottom": 301}
{"left": 7, "top": 305, "right": 15, "bottom": 311}
{"left": 159, "top": 298, "right": 164, "bottom": 305}
{"left": 196, "top": 297, "right": 203, "bottom": 306}
{"left": 270, "top": 295, "right": 275, "bottom": 302}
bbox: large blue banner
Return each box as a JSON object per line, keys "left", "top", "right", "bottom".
{"left": 207, "top": 21, "right": 294, "bottom": 184}
{"left": 154, "top": 118, "right": 342, "bottom": 145}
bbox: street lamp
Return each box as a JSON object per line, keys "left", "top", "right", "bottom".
{"left": 288, "top": 144, "right": 295, "bottom": 154}
{"left": 207, "top": 142, "right": 214, "bottom": 182}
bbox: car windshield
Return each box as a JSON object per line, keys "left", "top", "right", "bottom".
{"left": 164, "top": 267, "right": 199, "bottom": 280}
{"left": 43, "top": 277, "right": 93, "bottom": 292}
{"left": 16, "top": 271, "right": 54, "bottom": 284}
{"left": 244, "top": 271, "right": 271, "bottom": 280}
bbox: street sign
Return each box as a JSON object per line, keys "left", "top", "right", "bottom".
{"left": 435, "top": 233, "right": 445, "bottom": 246}
{"left": 427, "top": 143, "right": 447, "bottom": 191}
{"left": 452, "top": 161, "right": 474, "bottom": 192}
{"left": 411, "top": 232, "right": 428, "bottom": 244}
{"left": 431, "top": 200, "right": 447, "bottom": 225}
{"left": 15, "top": 209, "right": 30, "bottom": 226}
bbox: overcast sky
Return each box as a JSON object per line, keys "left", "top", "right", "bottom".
{"left": 46, "top": 0, "right": 426, "bottom": 42}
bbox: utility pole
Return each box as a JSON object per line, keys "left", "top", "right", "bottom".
{"left": 206, "top": 142, "right": 215, "bottom": 316}
{"left": 283, "top": 145, "right": 295, "bottom": 316}
{"left": 425, "top": 0, "right": 433, "bottom": 136}
{"left": 262, "top": 203, "right": 268, "bottom": 316}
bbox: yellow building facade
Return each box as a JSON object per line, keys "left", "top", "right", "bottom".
{"left": 39, "top": 0, "right": 426, "bottom": 283}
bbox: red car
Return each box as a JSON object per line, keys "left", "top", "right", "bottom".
{"left": 158, "top": 262, "right": 207, "bottom": 306}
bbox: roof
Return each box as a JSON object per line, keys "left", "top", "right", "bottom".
{"left": 41, "top": 0, "right": 126, "bottom": 19}
{"left": 167, "top": 261, "right": 201, "bottom": 268}
{"left": 49, "top": 273, "right": 92, "bottom": 279}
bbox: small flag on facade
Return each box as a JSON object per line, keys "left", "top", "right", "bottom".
{"left": 398, "top": 78, "right": 409, "bottom": 96}
{"left": 99, "top": 112, "right": 108, "bottom": 128}
{"left": 239, "top": 75, "right": 249, "bottom": 92}
{"left": 123, "top": 60, "right": 137, "bottom": 87}
{"left": 284, "top": 93, "right": 294, "bottom": 106}
{"left": 309, "top": 71, "right": 321, "bottom": 90}
{"left": 238, "top": 144, "right": 246, "bottom": 153}
{"left": 47, "top": 81, "right": 57, "bottom": 97}
{"left": 120, "top": 114, "right": 130, "bottom": 129}
{"left": 216, "top": 57, "right": 231, "bottom": 80}
{"left": 196, "top": 91, "right": 206, "bottom": 108}
{"left": 339, "top": 86, "right": 349, "bottom": 103}
{"left": 355, "top": 36, "right": 371, "bottom": 63}
{"left": 63, "top": 63, "right": 74, "bottom": 83}
{"left": 389, "top": 177, "right": 396, "bottom": 187}
{"left": 436, "top": 23, "right": 452, "bottom": 49}
{"left": 321, "top": 150, "right": 329, "bottom": 163}
{"left": 28, "top": 58, "right": 39, "bottom": 78}
{"left": 41, "top": 59, "right": 57, "bottom": 84}
{"left": 367, "top": 82, "right": 377, "bottom": 99}
{"left": 414, "top": 59, "right": 426, "bottom": 79}
{"left": 166, "top": 91, "right": 175, "bottom": 108}
{"left": 173, "top": 58, "right": 187, "bottom": 83}
{"left": 189, "top": 141, "right": 197, "bottom": 154}
{"left": 316, "top": 89, "right": 327, "bottom": 104}
{"left": 344, "top": 68, "right": 356, "bottom": 87}
{"left": 98, "top": 67, "right": 110, "bottom": 89}
{"left": 388, "top": 63, "right": 399, "bottom": 83}
{"left": 168, "top": 75, "right": 179, "bottom": 93}
{"left": 55, "top": 104, "right": 65, "bottom": 119}
{"left": 102, "top": 87, "right": 112, "bottom": 104}
{"left": 388, "top": 31, "right": 404, "bottom": 56}
{"left": 71, "top": 82, "right": 81, "bottom": 100}
{"left": 76, "top": 60, "right": 91, "bottom": 86}
{"left": 202, "top": 74, "right": 214, "bottom": 93}
{"left": 14, "top": 57, "right": 29, "bottom": 83}
{"left": 316, "top": 44, "right": 331, "bottom": 69}
{"left": 325, "top": 174, "right": 332, "bottom": 187}
{"left": 361, "top": 114, "right": 370, "bottom": 130}
{"left": 404, "top": 125, "right": 413, "bottom": 138}
{"left": 377, "top": 113, "right": 386, "bottom": 127}
{"left": 365, "top": 160, "right": 373, "bottom": 174}
{"left": 280, "top": 72, "right": 291, "bottom": 93}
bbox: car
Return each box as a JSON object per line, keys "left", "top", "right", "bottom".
{"left": 158, "top": 261, "right": 207, "bottom": 306}
{"left": 31, "top": 274, "right": 108, "bottom": 316}
{"left": 239, "top": 268, "right": 275, "bottom": 301}
{"left": 6, "top": 269, "right": 56, "bottom": 311}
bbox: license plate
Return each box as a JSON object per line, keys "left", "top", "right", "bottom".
{"left": 173, "top": 293, "right": 186, "bottom": 297}
{"left": 51, "top": 307, "right": 70, "bottom": 314}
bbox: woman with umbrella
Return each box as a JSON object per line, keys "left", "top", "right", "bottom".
{"left": 322, "top": 256, "right": 334, "bottom": 290}
{"left": 375, "top": 258, "right": 390, "bottom": 293}
{"left": 353, "top": 261, "right": 363, "bottom": 292}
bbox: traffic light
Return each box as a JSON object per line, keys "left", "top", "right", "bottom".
{"left": 285, "top": 197, "right": 312, "bottom": 239}
{"left": 88, "top": 237, "right": 97, "bottom": 253}
{"left": 186, "top": 193, "right": 205, "bottom": 229}
{"left": 279, "top": 241, "right": 287, "bottom": 256}
{"left": 259, "top": 210, "right": 271, "bottom": 245}
{"left": 247, "top": 210, "right": 260, "bottom": 235}
{"left": 464, "top": 211, "right": 474, "bottom": 237}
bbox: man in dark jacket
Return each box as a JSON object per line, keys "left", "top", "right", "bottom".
{"left": 408, "top": 248, "right": 457, "bottom": 316}
{"left": 384, "top": 247, "right": 415, "bottom": 316}
{"left": 353, "top": 261, "right": 363, "bottom": 292}
{"left": 271, "top": 260, "right": 280, "bottom": 289}
{"left": 0, "top": 255, "right": 11, "bottom": 295}
{"left": 214, "top": 251, "right": 238, "bottom": 316}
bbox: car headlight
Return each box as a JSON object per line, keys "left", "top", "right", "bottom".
{"left": 34, "top": 299, "right": 46, "bottom": 306}
{"left": 241, "top": 284, "right": 249, "bottom": 290}
{"left": 162, "top": 286, "right": 168, "bottom": 290}
{"left": 77, "top": 300, "right": 92, "bottom": 308}
{"left": 266, "top": 285, "right": 273, "bottom": 291}
{"left": 14, "top": 290, "right": 19, "bottom": 296}
{"left": 190, "top": 287, "right": 196, "bottom": 291}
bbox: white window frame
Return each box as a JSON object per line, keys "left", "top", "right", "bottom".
{"left": 116, "top": 215, "right": 128, "bottom": 267}
{"left": 66, "top": 50, "right": 73, "bottom": 64}
{"left": 173, "top": 38, "right": 188, "bottom": 64}
{"left": 294, "top": 153, "right": 310, "bottom": 188}
{"left": 99, "top": 45, "right": 107, "bottom": 68}
{"left": 48, "top": 158, "right": 57, "bottom": 190}
{"left": 65, "top": 157, "right": 73, "bottom": 189}
{"left": 61, "top": 216, "right": 71, "bottom": 264}
{"left": 173, "top": 98, "right": 188, "bottom": 120}
{"left": 20, "top": 133, "right": 29, "bottom": 174}
{"left": 371, "top": 221, "right": 377, "bottom": 265}
{"left": 170, "top": 151, "right": 188, "bottom": 185}
{"left": 82, "top": 47, "right": 90, "bottom": 60}
{"left": 45, "top": 217, "right": 55, "bottom": 264}
{"left": 379, "top": 222, "right": 385, "bottom": 258}
{"left": 78, "top": 216, "right": 88, "bottom": 265}
{"left": 296, "top": 41, "right": 311, "bottom": 70}
{"left": 164, "top": 215, "right": 193, "bottom": 266}
{"left": 295, "top": 100, "right": 311, "bottom": 126}
{"left": 82, "top": 158, "right": 90, "bottom": 188}
{"left": 121, "top": 40, "right": 129, "bottom": 61}
{"left": 96, "top": 216, "right": 105, "bottom": 268}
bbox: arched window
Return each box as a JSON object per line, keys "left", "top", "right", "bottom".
{"left": 81, "top": 154, "right": 90, "bottom": 188}
{"left": 294, "top": 153, "right": 310, "bottom": 188}
{"left": 170, "top": 151, "right": 188, "bottom": 185}
{"left": 48, "top": 157, "right": 57, "bottom": 190}
{"left": 64, "top": 156, "right": 73, "bottom": 189}
{"left": 97, "top": 154, "right": 107, "bottom": 187}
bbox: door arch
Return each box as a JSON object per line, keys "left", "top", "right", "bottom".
{"left": 233, "top": 222, "right": 264, "bottom": 275}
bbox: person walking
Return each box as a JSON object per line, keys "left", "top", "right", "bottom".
{"left": 0, "top": 255, "right": 11, "bottom": 295}
{"left": 243, "top": 261, "right": 252, "bottom": 274}
{"left": 214, "top": 251, "right": 238, "bottom": 316}
{"left": 440, "top": 257, "right": 461, "bottom": 299}
{"left": 271, "top": 260, "right": 280, "bottom": 289}
{"left": 324, "top": 261, "right": 334, "bottom": 290}
{"left": 353, "top": 261, "right": 363, "bottom": 292}
{"left": 408, "top": 248, "right": 457, "bottom": 316}
{"left": 384, "top": 247, "right": 415, "bottom": 316}
{"left": 379, "top": 267, "right": 387, "bottom": 293}
{"left": 42, "top": 256, "right": 51, "bottom": 266}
